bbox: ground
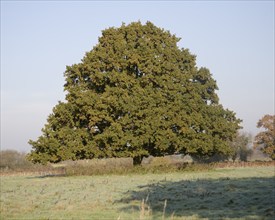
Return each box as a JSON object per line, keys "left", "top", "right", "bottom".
{"left": 0, "top": 166, "right": 274, "bottom": 219}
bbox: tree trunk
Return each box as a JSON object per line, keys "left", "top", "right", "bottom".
{"left": 133, "top": 156, "right": 143, "bottom": 166}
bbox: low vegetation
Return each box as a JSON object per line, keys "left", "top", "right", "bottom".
{"left": 1, "top": 150, "right": 271, "bottom": 177}
{"left": 0, "top": 151, "right": 215, "bottom": 176}
{"left": 0, "top": 150, "right": 58, "bottom": 175}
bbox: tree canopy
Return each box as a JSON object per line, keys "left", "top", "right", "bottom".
{"left": 28, "top": 21, "right": 241, "bottom": 165}
{"left": 254, "top": 114, "right": 275, "bottom": 160}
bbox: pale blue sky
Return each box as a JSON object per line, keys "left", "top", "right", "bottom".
{"left": 1, "top": 1, "right": 274, "bottom": 152}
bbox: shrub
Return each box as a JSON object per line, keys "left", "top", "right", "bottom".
{"left": 0, "top": 150, "right": 32, "bottom": 170}
{"left": 0, "top": 150, "right": 55, "bottom": 174}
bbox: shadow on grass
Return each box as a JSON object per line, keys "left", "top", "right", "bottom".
{"left": 27, "top": 174, "right": 67, "bottom": 179}
{"left": 118, "top": 176, "right": 275, "bottom": 219}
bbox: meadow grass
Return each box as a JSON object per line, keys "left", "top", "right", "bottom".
{"left": 0, "top": 166, "right": 274, "bottom": 219}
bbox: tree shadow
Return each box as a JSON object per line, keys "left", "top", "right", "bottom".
{"left": 117, "top": 176, "right": 275, "bottom": 219}
{"left": 27, "top": 173, "right": 67, "bottom": 179}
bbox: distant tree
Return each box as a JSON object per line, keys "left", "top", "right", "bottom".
{"left": 230, "top": 132, "right": 253, "bottom": 162}
{"left": 28, "top": 21, "right": 241, "bottom": 165}
{"left": 254, "top": 115, "right": 275, "bottom": 160}
{"left": 0, "top": 150, "right": 32, "bottom": 170}
{"left": 239, "top": 146, "right": 253, "bottom": 162}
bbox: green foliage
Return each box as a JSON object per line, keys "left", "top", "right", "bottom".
{"left": 254, "top": 114, "right": 275, "bottom": 160}
{"left": 28, "top": 21, "right": 241, "bottom": 164}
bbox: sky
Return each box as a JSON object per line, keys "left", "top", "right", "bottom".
{"left": 1, "top": 1, "right": 274, "bottom": 152}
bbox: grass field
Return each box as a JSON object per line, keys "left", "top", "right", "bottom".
{"left": 0, "top": 166, "right": 274, "bottom": 219}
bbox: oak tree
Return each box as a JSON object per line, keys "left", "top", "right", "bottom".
{"left": 28, "top": 21, "right": 241, "bottom": 165}
{"left": 254, "top": 114, "right": 275, "bottom": 160}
